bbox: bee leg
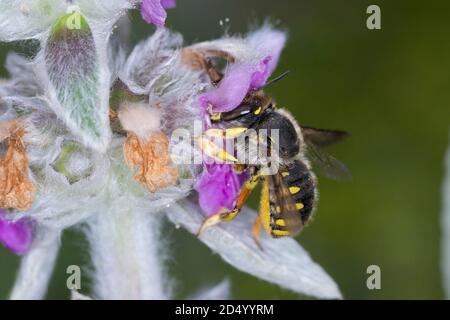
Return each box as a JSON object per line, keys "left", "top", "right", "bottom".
{"left": 234, "top": 164, "right": 247, "bottom": 174}
{"left": 197, "top": 136, "right": 238, "bottom": 163}
{"left": 203, "top": 49, "right": 235, "bottom": 84}
{"left": 197, "top": 127, "right": 249, "bottom": 163}
{"left": 196, "top": 207, "right": 237, "bottom": 237}
{"left": 181, "top": 48, "right": 235, "bottom": 85}
{"left": 254, "top": 177, "right": 271, "bottom": 247}
{"left": 204, "top": 127, "right": 248, "bottom": 139}
{"left": 204, "top": 57, "right": 223, "bottom": 85}
{"left": 180, "top": 49, "right": 225, "bottom": 84}
{"left": 196, "top": 172, "right": 260, "bottom": 237}
{"left": 251, "top": 216, "right": 264, "bottom": 251}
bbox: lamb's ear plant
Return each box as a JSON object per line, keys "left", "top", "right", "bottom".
{"left": 0, "top": 1, "right": 342, "bottom": 300}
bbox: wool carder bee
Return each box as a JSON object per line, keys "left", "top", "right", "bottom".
{"left": 188, "top": 50, "right": 351, "bottom": 242}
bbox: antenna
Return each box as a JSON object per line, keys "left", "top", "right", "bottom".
{"left": 260, "top": 70, "right": 290, "bottom": 89}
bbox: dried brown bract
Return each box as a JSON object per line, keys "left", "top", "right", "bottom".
{"left": 0, "top": 120, "right": 35, "bottom": 210}
{"left": 180, "top": 48, "right": 235, "bottom": 84}
{"left": 124, "top": 131, "right": 178, "bottom": 193}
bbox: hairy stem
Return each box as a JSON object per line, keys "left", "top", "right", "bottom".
{"left": 87, "top": 206, "right": 167, "bottom": 299}
{"left": 9, "top": 228, "right": 61, "bottom": 300}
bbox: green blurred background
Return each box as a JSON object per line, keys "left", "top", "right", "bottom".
{"left": 1, "top": 0, "right": 450, "bottom": 299}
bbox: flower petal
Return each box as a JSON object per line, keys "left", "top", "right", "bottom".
{"left": 0, "top": 209, "right": 33, "bottom": 255}
{"left": 198, "top": 26, "right": 287, "bottom": 112}
{"left": 43, "top": 13, "right": 111, "bottom": 152}
{"left": 141, "top": 0, "right": 173, "bottom": 27}
{"left": 199, "top": 62, "right": 264, "bottom": 112}
{"left": 195, "top": 164, "right": 245, "bottom": 215}
{"left": 0, "top": 209, "right": 34, "bottom": 255}
{"left": 184, "top": 38, "right": 254, "bottom": 64}
{"left": 247, "top": 26, "right": 287, "bottom": 85}
{"left": 161, "top": 0, "right": 176, "bottom": 9}
{"left": 167, "top": 200, "right": 342, "bottom": 299}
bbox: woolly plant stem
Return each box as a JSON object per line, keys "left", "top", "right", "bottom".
{"left": 88, "top": 206, "right": 167, "bottom": 300}
{"left": 9, "top": 228, "right": 61, "bottom": 300}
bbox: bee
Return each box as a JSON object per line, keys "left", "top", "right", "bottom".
{"left": 189, "top": 50, "right": 350, "bottom": 242}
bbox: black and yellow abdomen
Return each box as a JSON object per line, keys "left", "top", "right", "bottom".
{"left": 280, "top": 160, "right": 316, "bottom": 224}
{"left": 264, "top": 160, "right": 316, "bottom": 238}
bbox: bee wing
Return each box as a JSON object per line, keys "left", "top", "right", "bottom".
{"left": 300, "top": 126, "right": 351, "bottom": 181}
{"left": 268, "top": 173, "right": 304, "bottom": 236}
{"left": 304, "top": 142, "right": 352, "bottom": 181}
{"left": 300, "top": 126, "right": 350, "bottom": 147}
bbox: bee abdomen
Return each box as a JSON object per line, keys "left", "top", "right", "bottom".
{"left": 282, "top": 160, "right": 316, "bottom": 224}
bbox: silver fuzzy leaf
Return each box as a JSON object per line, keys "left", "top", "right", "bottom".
{"left": 188, "top": 279, "right": 231, "bottom": 300}
{"left": 167, "top": 200, "right": 342, "bottom": 299}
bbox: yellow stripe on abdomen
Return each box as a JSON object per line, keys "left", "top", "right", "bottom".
{"left": 272, "top": 229, "right": 290, "bottom": 237}
{"left": 289, "top": 186, "right": 301, "bottom": 194}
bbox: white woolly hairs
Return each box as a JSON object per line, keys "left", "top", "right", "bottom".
{"left": 118, "top": 102, "right": 162, "bottom": 138}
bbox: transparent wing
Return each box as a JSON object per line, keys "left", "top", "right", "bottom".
{"left": 304, "top": 142, "right": 352, "bottom": 181}
{"left": 301, "top": 126, "right": 350, "bottom": 147}
{"left": 268, "top": 173, "right": 304, "bottom": 236}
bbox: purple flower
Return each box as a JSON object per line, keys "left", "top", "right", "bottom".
{"left": 199, "top": 62, "right": 267, "bottom": 112}
{"left": 195, "top": 164, "right": 247, "bottom": 215}
{"left": 195, "top": 27, "right": 287, "bottom": 215}
{"left": 161, "top": 0, "right": 177, "bottom": 9}
{"left": 0, "top": 209, "right": 34, "bottom": 256}
{"left": 200, "top": 28, "right": 286, "bottom": 112}
{"left": 247, "top": 28, "right": 287, "bottom": 85}
{"left": 141, "top": 0, "right": 177, "bottom": 27}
